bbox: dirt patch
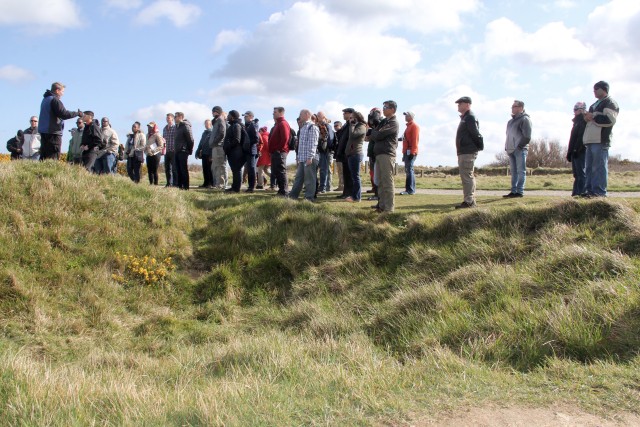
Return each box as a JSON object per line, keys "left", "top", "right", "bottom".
{"left": 411, "top": 406, "right": 640, "bottom": 426}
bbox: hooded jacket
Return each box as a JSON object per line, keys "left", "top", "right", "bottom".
{"left": 38, "top": 89, "right": 81, "bottom": 135}
{"left": 7, "top": 132, "right": 24, "bottom": 160}
{"left": 208, "top": 115, "right": 226, "bottom": 151}
{"left": 174, "top": 119, "right": 194, "bottom": 155}
{"left": 505, "top": 112, "right": 532, "bottom": 154}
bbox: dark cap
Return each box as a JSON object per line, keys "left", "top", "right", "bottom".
{"left": 342, "top": 107, "right": 355, "bottom": 113}
{"left": 212, "top": 105, "right": 223, "bottom": 114}
{"left": 228, "top": 110, "right": 240, "bottom": 120}
{"left": 17, "top": 129, "right": 24, "bottom": 138}
{"left": 242, "top": 111, "right": 254, "bottom": 117}
{"left": 455, "top": 96, "right": 472, "bottom": 104}
{"left": 594, "top": 81, "right": 609, "bottom": 93}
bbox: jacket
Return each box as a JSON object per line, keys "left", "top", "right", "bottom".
{"left": 402, "top": 120, "right": 420, "bottom": 157}
{"left": 145, "top": 133, "right": 165, "bottom": 156}
{"left": 38, "top": 89, "right": 80, "bottom": 135}
{"left": 371, "top": 115, "right": 399, "bottom": 157}
{"left": 257, "top": 130, "right": 270, "bottom": 167}
{"left": 81, "top": 119, "right": 103, "bottom": 151}
{"left": 196, "top": 129, "right": 212, "bottom": 158}
{"left": 23, "top": 127, "right": 41, "bottom": 158}
{"left": 208, "top": 116, "right": 226, "bottom": 151}
{"left": 174, "top": 120, "right": 194, "bottom": 154}
{"left": 68, "top": 127, "right": 84, "bottom": 161}
{"left": 345, "top": 122, "right": 366, "bottom": 156}
{"left": 456, "top": 110, "right": 483, "bottom": 155}
{"left": 268, "top": 116, "right": 291, "bottom": 153}
{"left": 334, "top": 123, "right": 351, "bottom": 161}
{"left": 566, "top": 114, "right": 587, "bottom": 161}
{"left": 97, "top": 126, "right": 120, "bottom": 158}
{"left": 7, "top": 135, "right": 23, "bottom": 160}
{"left": 505, "top": 112, "right": 532, "bottom": 153}
{"left": 224, "top": 120, "right": 245, "bottom": 167}
{"left": 583, "top": 96, "right": 619, "bottom": 147}
{"left": 126, "top": 131, "right": 146, "bottom": 157}
{"left": 245, "top": 120, "right": 260, "bottom": 155}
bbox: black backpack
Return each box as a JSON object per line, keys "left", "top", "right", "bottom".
{"left": 288, "top": 128, "right": 297, "bottom": 151}
{"left": 241, "top": 125, "right": 251, "bottom": 154}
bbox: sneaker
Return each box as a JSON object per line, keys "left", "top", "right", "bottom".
{"left": 455, "top": 201, "right": 477, "bottom": 209}
{"left": 399, "top": 191, "right": 409, "bottom": 195}
{"left": 367, "top": 196, "right": 379, "bottom": 201}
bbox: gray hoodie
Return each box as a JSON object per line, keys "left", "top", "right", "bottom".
{"left": 505, "top": 112, "right": 532, "bottom": 154}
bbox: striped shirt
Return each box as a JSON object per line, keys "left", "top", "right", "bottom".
{"left": 163, "top": 124, "right": 176, "bottom": 152}
{"left": 296, "top": 121, "right": 320, "bottom": 163}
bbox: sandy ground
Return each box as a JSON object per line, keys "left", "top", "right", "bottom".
{"left": 409, "top": 406, "right": 640, "bottom": 426}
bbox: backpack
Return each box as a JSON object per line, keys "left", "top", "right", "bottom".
{"left": 288, "top": 128, "right": 297, "bottom": 151}
{"left": 241, "top": 125, "right": 252, "bottom": 154}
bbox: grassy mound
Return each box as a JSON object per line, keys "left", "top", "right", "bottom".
{"left": 1, "top": 161, "right": 639, "bottom": 425}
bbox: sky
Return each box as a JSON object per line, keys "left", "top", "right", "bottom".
{"left": 1, "top": 0, "right": 639, "bottom": 167}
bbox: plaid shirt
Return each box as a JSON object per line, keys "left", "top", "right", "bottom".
{"left": 296, "top": 121, "right": 319, "bottom": 163}
{"left": 163, "top": 124, "right": 176, "bottom": 152}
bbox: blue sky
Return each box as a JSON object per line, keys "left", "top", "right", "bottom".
{"left": 1, "top": 0, "right": 639, "bottom": 167}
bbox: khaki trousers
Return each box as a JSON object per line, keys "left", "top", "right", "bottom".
{"left": 375, "top": 154, "right": 395, "bottom": 212}
{"left": 211, "top": 146, "right": 228, "bottom": 188}
{"left": 458, "top": 153, "right": 477, "bottom": 204}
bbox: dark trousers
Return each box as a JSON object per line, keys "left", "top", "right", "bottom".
{"left": 201, "top": 155, "right": 213, "bottom": 187}
{"left": 175, "top": 151, "right": 190, "bottom": 189}
{"left": 127, "top": 157, "right": 142, "bottom": 183}
{"left": 340, "top": 159, "right": 353, "bottom": 197}
{"left": 40, "top": 134, "right": 62, "bottom": 160}
{"left": 244, "top": 154, "right": 258, "bottom": 190}
{"left": 82, "top": 149, "right": 98, "bottom": 172}
{"left": 164, "top": 151, "right": 176, "bottom": 186}
{"left": 270, "top": 151, "right": 288, "bottom": 194}
{"left": 147, "top": 153, "right": 161, "bottom": 185}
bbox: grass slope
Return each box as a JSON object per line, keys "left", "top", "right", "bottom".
{"left": 1, "top": 161, "right": 640, "bottom": 425}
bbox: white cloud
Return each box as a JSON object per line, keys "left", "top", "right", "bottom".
{"left": 0, "top": 0, "right": 81, "bottom": 32}
{"left": 484, "top": 18, "right": 593, "bottom": 64}
{"left": 133, "top": 101, "right": 211, "bottom": 125}
{"left": 208, "top": 79, "right": 267, "bottom": 99}
{"left": 0, "top": 65, "right": 35, "bottom": 83}
{"left": 135, "top": 0, "right": 201, "bottom": 28}
{"left": 105, "top": 0, "right": 142, "bottom": 10}
{"left": 212, "top": 29, "right": 248, "bottom": 53}
{"left": 553, "top": 0, "right": 577, "bottom": 9}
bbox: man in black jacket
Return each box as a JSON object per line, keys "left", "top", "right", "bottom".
{"left": 454, "top": 96, "right": 483, "bottom": 209}
{"left": 38, "top": 82, "right": 83, "bottom": 160}
{"left": 174, "top": 112, "right": 194, "bottom": 190}
{"left": 335, "top": 108, "right": 353, "bottom": 198}
{"left": 566, "top": 101, "right": 587, "bottom": 196}
{"left": 7, "top": 130, "right": 24, "bottom": 160}
{"left": 79, "top": 111, "right": 103, "bottom": 172}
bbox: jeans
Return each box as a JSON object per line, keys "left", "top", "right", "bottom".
{"left": 175, "top": 151, "right": 190, "bottom": 189}
{"left": 458, "top": 153, "right": 477, "bottom": 204}
{"left": 271, "top": 151, "right": 288, "bottom": 195}
{"left": 508, "top": 148, "right": 527, "bottom": 195}
{"left": 95, "top": 153, "right": 116, "bottom": 174}
{"left": 164, "top": 151, "right": 176, "bottom": 186}
{"left": 340, "top": 159, "right": 352, "bottom": 197}
{"left": 318, "top": 152, "right": 332, "bottom": 191}
{"left": 403, "top": 154, "right": 416, "bottom": 194}
{"left": 585, "top": 143, "right": 608, "bottom": 196}
{"left": 347, "top": 154, "right": 363, "bottom": 201}
{"left": 244, "top": 154, "right": 258, "bottom": 190}
{"left": 289, "top": 159, "right": 319, "bottom": 200}
{"left": 571, "top": 150, "right": 586, "bottom": 196}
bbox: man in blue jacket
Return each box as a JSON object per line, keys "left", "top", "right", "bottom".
{"left": 38, "top": 82, "right": 83, "bottom": 160}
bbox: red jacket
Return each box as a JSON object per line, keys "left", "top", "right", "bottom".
{"left": 268, "top": 116, "right": 290, "bottom": 153}
{"left": 402, "top": 120, "right": 419, "bottom": 156}
{"left": 257, "top": 130, "right": 270, "bottom": 166}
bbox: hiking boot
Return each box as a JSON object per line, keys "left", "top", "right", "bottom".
{"left": 455, "top": 201, "right": 477, "bottom": 209}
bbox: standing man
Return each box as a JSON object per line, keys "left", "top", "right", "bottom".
{"left": 242, "top": 111, "right": 260, "bottom": 192}
{"left": 400, "top": 111, "right": 420, "bottom": 195}
{"left": 268, "top": 106, "right": 291, "bottom": 196}
{"left": 316, "top": 111, "right": 335, "bottom": 193}
{"left": 95, "top": 117, "right": 119, "bottom": 174}
{"left": 288, "top": 109, "right": 320, "bottom": 201}
{"left": 195, "top": 119, "right": 213, "bottom": 188}
{"left": 23, "top": 116, "right": 41, "bottom": 161}
{"left": 454, "top": 96, "right": 483, "bottom": 209}
{"left": 174, "top": 112, "right": 194, "bottom": 190}
{"left": 335, "top": 108, "right": 354, "bottom": 199}
{"left": 209, "top": 106, "right": 227, "bottom": 189}
{"left": 369, "top": 100, "right": 399, "bottom": 213}
{"left": 79, "top": 111, "right": 102, "bottom": 172}
{"left": 503, "top": 100, "right": 532, "bottom": 198}
{"left": 38, "top": 82, "right": 83, "bottom": 160}
{"left": 162, "top": 113, "right": 177, "bottom": 187}
{"left": 566, "top": 102, "right": 588, "bottom": 197}
{"left": 582, "top": 80, "right": 619, "bottom": 198}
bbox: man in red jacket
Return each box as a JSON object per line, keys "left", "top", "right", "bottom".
{"left": 400, "top": 111, "right": 420, "bottom": 195}
{"left": 268, "top": 106, "right": 291, "bottom": 196}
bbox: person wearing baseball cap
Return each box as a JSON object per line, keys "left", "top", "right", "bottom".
{"left": 400, "top": 111, "right": 420, "bottom": 195}
{"left": 582, "top": 80, "right": 619, "bottom": 198}
{"left": 454, "top": 96, "right": 483, "bottom": 209}
{"left": 566, "top": 101, "right": 588, "bottom": 196}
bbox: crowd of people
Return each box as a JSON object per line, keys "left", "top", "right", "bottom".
{"left": 6, "top": 80, "right": 619, "bottom": 212}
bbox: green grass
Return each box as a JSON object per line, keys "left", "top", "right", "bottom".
{"left": 1, "top": 161, "right": 640, "bottom": 425}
